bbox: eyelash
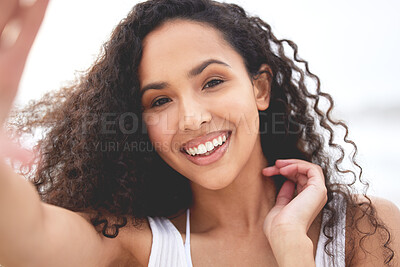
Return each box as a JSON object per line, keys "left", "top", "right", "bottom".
{"left": 150, "top": 79, "right": 224, "bottom": 108}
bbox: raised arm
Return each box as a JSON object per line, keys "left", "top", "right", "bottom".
{"left": 0, "top": 1, "right": 130, "bottom": 266}
{"left": 0, "top": 161, "right": 125, "bottom": 266}
{"left": 0, "top": 0, "right": 48, "bottom": 125}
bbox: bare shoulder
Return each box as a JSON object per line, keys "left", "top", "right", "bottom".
{"left": 76, "top": 211, "right": 153, "bottom": 267}
{"left": 347, "top": 194, "right": 400, "bottom": 266}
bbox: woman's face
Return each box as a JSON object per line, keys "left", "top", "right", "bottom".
{"left": 139, "top": 20, "right": 270, "bottom": 190}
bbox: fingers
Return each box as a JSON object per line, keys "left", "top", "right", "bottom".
{"left": 0, "top": 0, "right": 49, "bottom": 126}
{"left": 263, "top": 159, "right": 328, "bottom": 234}
{"left": 0, "top": 0, "right": 19, "bottom": 34}
{"left": 263, "top": 159, "right": 324, "bottom": 184}
{"left": 262, "top": 159, "right": 301, "bottom": 176}
{"left": 262, "top": 158, "right": 326, "bottom": 204}
{"left": 20, "top": 0, "right": 40, "bottom": 7}
{"left": 262, "top": 165, "right": 280, "bottom": 176}
{"left": 288, "top": 182, "right": 327, "bottom": 229}
{"left": 280, "top": 163, "right": 322, "bottom": 184}
{"left": 13, "top": 0, "right": 50, "bottom": 57}
{"left": 0, "top": 0, "right": 49, "bottom": 54}
{"left": 274, "top": 180, "right": 295, "bottom": 207}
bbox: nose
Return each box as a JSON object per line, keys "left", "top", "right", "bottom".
{"left": 178, "top": 96, "right": 212, "bottom": 131}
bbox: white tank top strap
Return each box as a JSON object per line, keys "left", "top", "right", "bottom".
{"left": 148, "top": 197, "right": 346, "bottom": 267}
{"left": 185, "top": 208, "right": 193, "bottom": 267}
{"left": 147, "top": 215, "right": 188, "bottom": 267}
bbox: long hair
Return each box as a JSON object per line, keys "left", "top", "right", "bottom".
{"left": 7, "top": 0, "right": 394, "bottom": 265}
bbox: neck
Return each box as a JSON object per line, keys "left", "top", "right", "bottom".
{"left": 189, "top": 135, "right": 277, "bottom": 234}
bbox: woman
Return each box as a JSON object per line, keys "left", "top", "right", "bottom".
{"left": 0, "top": 0, "right": 398, "bottom": 266}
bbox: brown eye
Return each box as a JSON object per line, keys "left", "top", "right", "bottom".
{"left": 151, "top": 97, "right": 171, "bottom": 107}
{"left": 203, "top": 79, "right": 224, "bottom": 89}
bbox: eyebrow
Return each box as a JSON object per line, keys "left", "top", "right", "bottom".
{"left": 140, "top": 59, "right": 230, "bottom": 96}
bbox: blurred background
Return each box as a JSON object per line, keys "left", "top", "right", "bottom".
{"left": 15, "top": 0, "right": 400, "bottom": 207}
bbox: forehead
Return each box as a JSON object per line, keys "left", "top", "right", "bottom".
{"left": 138, "top": 19, "right": 242, "bottom": 83}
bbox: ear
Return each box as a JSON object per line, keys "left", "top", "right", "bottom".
{"left": 253, "top": 64, "right": 272, "bottom": 111}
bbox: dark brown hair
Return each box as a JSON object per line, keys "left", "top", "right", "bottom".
{"left": 7, "top": 0, "right": 394, "bottom": 265}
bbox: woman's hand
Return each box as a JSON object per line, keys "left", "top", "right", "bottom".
{"left": 0, "top": 0, "right": 49, "bottom": 127}
{"left": 262, "top": 159, "right": 328, "bottom": 266}
{"left": 0, "top": 0, "right": 48, "bottom": 165}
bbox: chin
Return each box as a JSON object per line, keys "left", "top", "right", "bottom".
{"left": 190, "top": 173, "right": 237, "bottom": 191}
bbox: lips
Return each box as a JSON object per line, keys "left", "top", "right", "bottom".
{"left": 180, "top": 130, "right": 232, "bottom": 166}
{"left": 180, "top": 130, "right": 232, "bottom": 151}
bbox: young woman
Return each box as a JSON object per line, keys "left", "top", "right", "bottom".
{"left": 0, "top": 0, "right": 398, "bottom": 266}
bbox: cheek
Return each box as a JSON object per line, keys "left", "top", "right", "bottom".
{"left": 225, "top": 87, "right": 259, "bottom": 133}
{"left": 143, "top": 111, "right": 177, "bottom": 152}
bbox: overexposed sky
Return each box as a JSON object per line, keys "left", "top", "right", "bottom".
{"left": 16, "top": 0, "right": 400, "bottom": 206}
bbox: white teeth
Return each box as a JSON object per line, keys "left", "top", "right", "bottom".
{"left": 184, "top": 133, "right": 229, "bottom": 156}
{"left": 212, "top": 138, "right": 219, "bottom": 147}
{"left": 205, "top": 141, "right": 214, "bottom": 152}
{"left": 189, "top": 147, "right": 195, "bottom": 156}
{"left": 197, "top": 144, "right": 207, "bottom": 154}
{"left": 217, "top": 136, "right": 222, "bottom": 145}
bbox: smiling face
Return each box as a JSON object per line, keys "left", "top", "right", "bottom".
{"left": 139, "top": 20, "right": 270, "bottom": 190}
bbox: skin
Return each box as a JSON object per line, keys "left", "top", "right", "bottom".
{"left": 139, "top": 20, "right": 324, "bottom": 266}
{"left": 139, "top": 19, "right": 275, "bottom": 228}
{"left": 0, "top": 2, "right": 399, "bottom": 267}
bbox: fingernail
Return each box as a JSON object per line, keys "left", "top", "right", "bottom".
{"left": 0, "top": 18, "right": 22, "bottom": 49}
{"left": 19, "top": 0, "right": 37, "bottom": 7}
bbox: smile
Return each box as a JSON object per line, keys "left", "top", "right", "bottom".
{"left": 180, "top": 131, "right": 231, "bottom": 166}
{"left": 183, "top": 132, "right": 228, "bottom": 156}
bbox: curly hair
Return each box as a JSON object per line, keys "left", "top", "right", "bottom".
{"left": 7, "top": 0, "right": 394, "bottom": 265}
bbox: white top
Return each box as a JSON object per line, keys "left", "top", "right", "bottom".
{"left": 147, "top": 195, "right": 346, "bottom": 267}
